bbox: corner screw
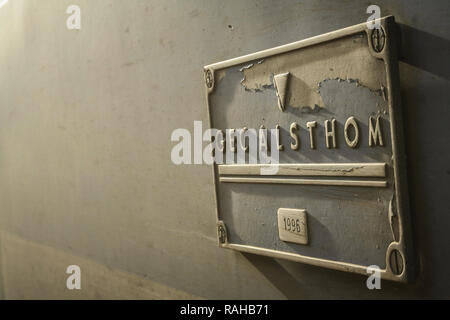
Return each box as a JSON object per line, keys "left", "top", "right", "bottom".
{"left": 389, "top": 249, "right": 404, "bottom": 275}
{"left": 205, "top": 69, "right": 213, "bottom": 89}
{"left": 218, "top": 225, "right": 226, "bottom": 244}
{"left": 371, "top": 27, "right": 385, "bottom": 53}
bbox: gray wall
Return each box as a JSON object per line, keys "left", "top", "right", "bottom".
{"left": 0, "top": 0, "right": 448, "bottom": 299}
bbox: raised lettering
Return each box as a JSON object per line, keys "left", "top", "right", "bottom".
{"left": 369, "top": 116, "right": 384, "bottom": 147}
{"left": 306, "top": 121, "right": 317, "bottom": 149}
{"left": 290, "top": 122, "right": 300, "bottom": 150}
{"left": 344, "top": 116, "right": 360, "bottom": 148}
{"left": 324, "top": 119, "right": 337, "bottom": 149}
{"left": 275, "top": 124, "right": 284, "bottom": 151}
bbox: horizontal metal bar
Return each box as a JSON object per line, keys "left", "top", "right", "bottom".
{"left": 218, "top": 163, "right": 386, "bottom": 177}
{"left": 222, "top": 243, "right": 403, "bottom": 282}
{"left": 204, "top": 17, "right": 392, "bottom": 71}
{"left": 219, "top": 177, "right": 387, "bottom": 188}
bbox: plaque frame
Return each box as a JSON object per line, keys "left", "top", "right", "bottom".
{"left": 204, "top": 16, "right": 414, "bottom": 283}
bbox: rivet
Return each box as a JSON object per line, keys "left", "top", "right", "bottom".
{"left": 389, "top": 249, "right": 404, "bottom": 275}
{"left": 205, "top": 69, "right": 213, "bottom": 89}
{"left": 371, "top": 27, "right": 385, "bottom": 53}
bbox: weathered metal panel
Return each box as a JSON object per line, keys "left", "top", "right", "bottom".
{"left": 205, "top": 16, "right": 413, "bottom": 282}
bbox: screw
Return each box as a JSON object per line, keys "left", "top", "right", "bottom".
{"left": 218, "top": 225, "right": 226, "bottom": 243}
{"left": 205, "top": 69, "right": 213, "bottom": 89}
{"left": 389, "top": 249, "right": 404, "bottom": 275}
{"left": 371, "top": 27, "right": 385, "bottom": 53}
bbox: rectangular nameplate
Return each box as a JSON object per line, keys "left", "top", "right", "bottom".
{"left": 277, "top": 208, "right": 308, "bottom": 245}
{"left": 205, "top": 16, "right": 413, "bottom": 282}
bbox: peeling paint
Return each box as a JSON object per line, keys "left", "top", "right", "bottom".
{"left": 238, "top": 63, "right": 254, "bottom": 72}
{"left": 288, "top": 165, "right": 366, "bottom": 173}
{"left": 318, "top": 78, "right": 388, "bottom": 114}
{"left": 318, "top": 77, "right": 386, "bottom": 97}
{"left": 237, "top": 33, "right": 386, "bottom": 110}
{"left": 216, "top": 69, "right": 227, "bottom": 84}
{"left": 299, "top": 104, "right": 321, "bottom": 113}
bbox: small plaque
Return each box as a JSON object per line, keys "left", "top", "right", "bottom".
{"left": 277, "top": 208, "right": 308, "bottom": 245}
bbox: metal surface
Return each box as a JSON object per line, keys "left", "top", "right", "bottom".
{"left": 205, "top": 16, "right": 413, "bottom": 282}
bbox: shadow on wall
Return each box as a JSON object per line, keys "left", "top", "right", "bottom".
{"left": 397, "top": 23, "right": 450, "bottom": 81}
{"left": 240, "top": 22, "right": 450, "bottom": 299}
{"left": 397, "top": 23, "right": 450, "bottom": 298}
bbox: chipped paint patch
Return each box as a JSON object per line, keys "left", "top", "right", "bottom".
{"left": 237, "top": 33, "right": 386, "bottom": 110}
{"left": 239, "top": 63, "right": 254, "bottom": 72}
{"left": 216, "top": 69, "right": 227, "bottom": 84}
{"left": 318, "top": 78, "right": 388, "bottom": 114}
{"left": 318, "top": 77, "right": 386, "bottom": 97}
{"left": 238, "top": 62, "right": 274, "bottom": 92}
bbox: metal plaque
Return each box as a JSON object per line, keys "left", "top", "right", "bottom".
{"left": 204, "top": 16, "right": 413, "bottom": 282}
{"left": 277, "top": 208, "right": 309, "bottom": 245}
